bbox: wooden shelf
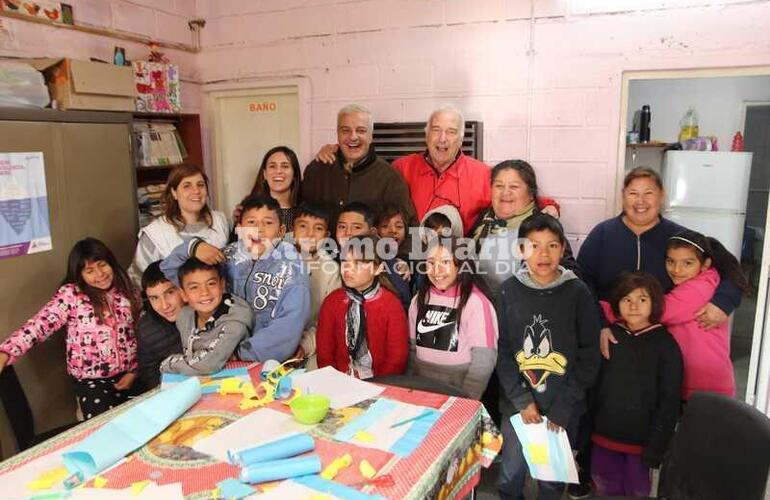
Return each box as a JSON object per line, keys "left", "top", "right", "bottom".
{"left": 136, "top": 163, "right": 184, "bottom": 171}
{"left": 626, "top": 142, "right": 677, "bottom": 148}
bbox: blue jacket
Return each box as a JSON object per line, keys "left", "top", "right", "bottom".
{"left": 577, "top": 215, "right": 741, "bottom": 320}
{"left": 162, "top": 239, "right": 311, "bottom": 362}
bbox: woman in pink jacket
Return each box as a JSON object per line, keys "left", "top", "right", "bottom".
{"left": 662, "top": 230, "right": 747, "bottom": 399}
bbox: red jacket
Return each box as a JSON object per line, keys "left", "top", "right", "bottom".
{"left": 316, "top": 287, "right": 408, "bottom": 377}
{"left": 393, "top": 152, "right": 491, "bottom": 235}
{"left": 393, "top": 152, "right": 560, "bottom": 235}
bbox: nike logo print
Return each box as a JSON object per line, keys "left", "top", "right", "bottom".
{"left": 417, "top": 321, "right": 456, "bottom": 334}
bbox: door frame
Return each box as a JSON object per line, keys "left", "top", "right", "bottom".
{"left": 203, "top": 77, "right": 311, "bottom": 211}
{"left": 617, "top": 66, "right": 770, "bottom": 411}
{"left": 615, "top": 66, "right": 770, "bottom": 214}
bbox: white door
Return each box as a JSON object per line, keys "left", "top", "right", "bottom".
{"left": 209, "top": 86, "right": 299, "bottom": 215}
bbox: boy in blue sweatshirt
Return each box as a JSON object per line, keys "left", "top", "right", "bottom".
{"left": 162, "top": 195, "right": 310, "bottom": 362}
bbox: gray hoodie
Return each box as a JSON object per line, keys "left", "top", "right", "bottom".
{"left": 419, "top": 204, "right": 465, "bottom": 240}
{"left": 161, "top": 294, "right": 253, "bottom": 376}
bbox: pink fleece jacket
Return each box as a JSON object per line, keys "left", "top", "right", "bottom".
{"left": 660, "top": 268, "right": 735, "bottom": 399}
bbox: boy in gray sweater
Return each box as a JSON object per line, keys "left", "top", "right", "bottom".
{"left": 160, "top": 257, "right": 253, "bottom": 376}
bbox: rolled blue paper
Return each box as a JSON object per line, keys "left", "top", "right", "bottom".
{"left": 228, "top": 432, "right": 315, "bottom": 466}
{"left": 239, "top": 455, "right": 321, "bottom": 484}
{"left": 62, "top": 377, "right": 201, "bottom": 484}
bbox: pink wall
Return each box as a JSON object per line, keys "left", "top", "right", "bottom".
{"left": 194, "top": 0, "right": 770, "bottom": 242}
{"left": 0, "top": 0, "right": 202, "bottom": 112}
{"left": 4, "top": 0, "right": 770, "bottom": 241}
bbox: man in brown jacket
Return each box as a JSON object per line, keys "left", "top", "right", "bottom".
{"left": 301, "top": 104, "right": 415, "bottom": 228}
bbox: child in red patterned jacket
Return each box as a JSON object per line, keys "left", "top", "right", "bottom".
{"left": 316, "top": 235, "right": 408, "bottom": 379}
{"left": 0, "top": 238, "right": 141, "bottom": 419}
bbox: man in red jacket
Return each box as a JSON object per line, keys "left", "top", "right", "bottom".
{"left": 391, "top": 105, "right": 491, "bottom": 234}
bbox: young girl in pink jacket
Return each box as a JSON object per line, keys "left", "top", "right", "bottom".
{"left": 662, "top": 230, "right": 747, "bottom": 399}
{"left": 0, "top": 238, "right": 142, "bottom": 419}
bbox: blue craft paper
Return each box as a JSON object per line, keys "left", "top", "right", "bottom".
{"left": 335, "top": 399, "right": 398, "bottom": 441}
{"left": 228, "top": 432, "right": 314, "bottom": 466}
{"left": 161, "top": 367, "right": 249, "bottom": 394}
{"left": 390, "top": 408, "right": 440, "bottom": 456}
{"left": 334, "top": 398, "right": 438, "bottom": 457}
{"left": 216, "top": 478, "right": 256, "bottom": 499}
{"left": 62, "top": 377, "right": 201, "bottom": 483}
{"left": 294, "top": 475, "right": 387, "bottom": 500}
{"left": 239, "top": 454, "right": 321, "bottom": 484}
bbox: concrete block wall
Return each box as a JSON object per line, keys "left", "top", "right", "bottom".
{"left": 0, "top": 0, "right": 201, "bottom": 112}
{"left": 194, "top": 0, "right": 770, "bottom": 244}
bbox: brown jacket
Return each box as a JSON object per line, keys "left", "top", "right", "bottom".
{"left": 301, "top": 147, "right": 415, "bottom": 226}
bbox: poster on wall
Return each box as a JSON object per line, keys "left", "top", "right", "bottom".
{"left": 0, "top": 152, "right": 52, "bottom": 260}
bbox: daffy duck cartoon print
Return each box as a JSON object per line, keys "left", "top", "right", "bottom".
{"left": 515, "top": 314, "right": 567, "bottom": 393}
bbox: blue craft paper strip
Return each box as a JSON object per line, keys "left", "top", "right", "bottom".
{"left": 160, "top": 373, "right": 187, "bottom": 384}
{"left": 334, "top": 398, "right": 398, "bottom": 441}
{"left": 239, "top": 455, "right": 321, "bottom": 484}
{"left": 389, "top": 408, "right": 440, "bottom": 456}
{"left": 209, "top": 367, "right": 249, "bottom": 379}
{"left": 216, "top": 478, "right": 256, "bottom": 499}
{"left": 294, "top": 475, "right": 387, "bottom": 500}
{"left": 547, "top": 426, "right": 569, "bottom": 483}
{"left": 62, "top": 377, "right": 201, "bottom": 483}
{"left": 228, "top": 432, "right": 314, "bottom": 466}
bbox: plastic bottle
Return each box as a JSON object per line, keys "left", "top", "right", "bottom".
{"left": 678, "top": 107, "right": 699, "bottom": 142}
{"left": 639, "top": 105, "right": 651, "bottom": 143}
{"left": 731, "top": 131, "right": 744, "bottom": 152}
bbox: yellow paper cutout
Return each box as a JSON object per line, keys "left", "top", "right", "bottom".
{"left": 26, "top": 478, "right": 54, "bottom": 491}
{"left": 310, "top": 494, "right": 334, "bottom": 500}
{"left": 321, "top": 453, "right": 352, "bottom": 480}
{"left": 354, "top": 430, "right": 375, "bottom": 443}
{"left": 210, "top": 487, "right": 220, "bottom": 499}
{"left": 93, "top": 476, "right": 108, "bottom": 488}
{"left": 131, "top": 480, "right": 151, "bottom": 495}
{"left": 527, "top": 443, "right": 549, "bottom": 465}
{"left": 481, "top": 431, "right": 493, "bottom": 445}
{"left": 27, "top": 465, "right": 70, "bottom": 491}
{"left": 219, "top": 377, "right": 242, "bottom": 395}
{"left": 359, "top": 459, "right": 377, "bottom": 479}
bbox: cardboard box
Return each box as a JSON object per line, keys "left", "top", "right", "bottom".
{"left": 25, "top": 58, "right": 135, "bottom": 112}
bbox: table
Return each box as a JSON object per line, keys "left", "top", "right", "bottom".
{"left": 0, "top": 364, "right": 501, "bottom": 499}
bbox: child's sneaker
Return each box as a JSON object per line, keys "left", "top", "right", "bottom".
{"left": 567, "top": 480, "right": 593, "bottom": 499}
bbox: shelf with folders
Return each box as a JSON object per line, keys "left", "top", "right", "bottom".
{"left": 132, "top": 113, "right": 203, "bottom": 228}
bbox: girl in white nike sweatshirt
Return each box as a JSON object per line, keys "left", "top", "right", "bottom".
{"left": 408, "top": 237, "right": 498, "bottom": 399}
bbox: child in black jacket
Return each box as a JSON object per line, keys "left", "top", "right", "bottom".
{"left": 592, "top": 271, "right": 683, "bottom": 496}
{"left": 496, "top": 214, "right": 601, "bottom": 500}
{"left": 135, "top": 261, "right": 184, "bottom": 389}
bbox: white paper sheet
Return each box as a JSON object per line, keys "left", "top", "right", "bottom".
{"left": 191, "top": 408, "right": 309, "bottom": 463}
{"left": 510, "top": 414, "right": 579, "bottom": 484}
{"left": 256, "top": 480, "right": 339, "bottom": 499}
{"left": 68, "top": 482, "right": 184, "bottom": 499}
{"left": 290, "top": 367, "right": 384, "bottom": 409}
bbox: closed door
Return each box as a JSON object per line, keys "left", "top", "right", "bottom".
{"left": 209, "top": 87, "right": 299, "bottom": 215}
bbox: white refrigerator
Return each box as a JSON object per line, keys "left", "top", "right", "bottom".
{"left": 662, "top": 151, "right": 753, "bottom": 259}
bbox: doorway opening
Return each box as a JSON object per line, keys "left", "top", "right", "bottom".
{"left": 618, "top": 67, "right": 770, "bottom": 410}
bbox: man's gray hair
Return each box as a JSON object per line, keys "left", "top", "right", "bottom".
{"left": 337, "top": 104, "right": 374, "bottom": 131}
{"left": 425, "top": 104, "right": 465, "bottom": 137}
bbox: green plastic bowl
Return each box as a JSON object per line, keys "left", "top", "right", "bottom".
{"left": 290, "top": 394, "right": 330, "bottom": 424}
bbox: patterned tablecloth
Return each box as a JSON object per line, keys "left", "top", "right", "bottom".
{"left": 0, "top": 364, "right": 501, "bottom": 499}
